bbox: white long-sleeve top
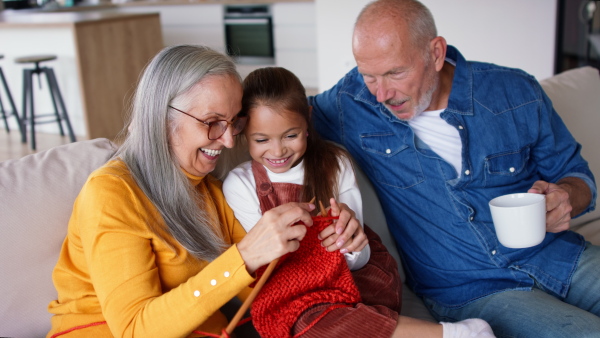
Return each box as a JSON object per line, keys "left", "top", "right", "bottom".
{"left": 223, "top": 156, "right": 370, "bottom": 271}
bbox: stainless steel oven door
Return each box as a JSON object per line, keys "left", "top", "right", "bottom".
{"left": 224, "top": 5, "right": 275, "bottom": 65}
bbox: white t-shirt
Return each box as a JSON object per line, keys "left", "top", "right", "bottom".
{"left": 408, "top": 109, "right": 463, "bottom": 176}
{"left": 223, "top": 156, "right": 370, "bottom": 271}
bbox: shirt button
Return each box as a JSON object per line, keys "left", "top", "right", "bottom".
{"left": 509, "top": 167, "right": 515, "bottom": 173}
{"left": 464, "top": 170, "right": 471, "bottom": 175}
{"left": 224, "top": 271, "right": 230, "bottom": 278}
{"left": 491, "top": 250, "right": 496, "bottom": 255}
{"left": 385, "top": 149, "right": 391, "bottom": 154}
{"left": 194, "top": 290, "right": 201, "bottom": 297}
{"left": 469, "top": 216, "right": 474, "bottom": 221}
{"left": 458, "top": 125, "right": 464, "bottom": 130}
{"left": 210, "top": 279, "right": 217, "bottom": 286}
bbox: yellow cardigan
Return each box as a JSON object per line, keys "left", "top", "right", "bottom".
{"left": 47, "top": 160, "right": 254, "bottom": 337}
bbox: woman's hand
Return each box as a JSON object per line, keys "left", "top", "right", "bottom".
{"left": 318, "top": 198, "right": 368, "bottom": 254}
{"left": 237, "top": 202, "right": 315, "bottom": 274}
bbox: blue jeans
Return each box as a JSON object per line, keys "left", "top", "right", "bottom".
{"left": 423, "top": 243, "right": 600, "bottom": 338}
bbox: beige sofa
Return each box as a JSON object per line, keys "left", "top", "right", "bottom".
{"left": 1, "top": 66, "right": 599, "bottom": 337}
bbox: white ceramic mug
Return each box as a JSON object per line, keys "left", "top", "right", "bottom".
{"left": 489, "top": 193, "right": 546, "bottom": 248}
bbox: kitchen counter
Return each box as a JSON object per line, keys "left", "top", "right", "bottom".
{"left": 1, "top": 0, "right": 312, "bottom": 13}
{"left": 0, "top": 10, "right": 163, "bottom": 140}
{"left": 0, "top": 9, "right": 150, "bottom": 25}
{"left": 117, "top": 0, "right": 312, "bottom": 5}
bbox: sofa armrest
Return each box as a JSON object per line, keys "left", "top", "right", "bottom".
{"left": 540, "top": 66, "right": 600, "bottom": 227}
{"left": 0, "top": 138, "right": 116, "bottom": 338}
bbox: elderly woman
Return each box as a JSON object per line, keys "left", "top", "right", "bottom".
{"left": 46, "top": 45, "right": 316, "bottom": 337}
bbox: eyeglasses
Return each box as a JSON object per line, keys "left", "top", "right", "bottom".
{"left": 169, "top": 105, "right": 248, "bottom": 140}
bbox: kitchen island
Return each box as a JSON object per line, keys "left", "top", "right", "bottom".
{"left": 0, "top": 10, "right": 163, "bottom": 140}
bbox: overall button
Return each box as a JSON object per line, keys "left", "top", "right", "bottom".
{"left": 224, "top": 271, "right": 230, "bottom": 278}
{"left": 464, "top": 170, "right": 471, "bottom": 176}
{"left": 210, "top": 279, "right": 217, "bottom": 286}
{"left": 194, "top": 290, "right": 201, "bottom": 297}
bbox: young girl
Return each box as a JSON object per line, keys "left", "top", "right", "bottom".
{"left": 222, "top": 67, "right": 495, "bottom": 338}
{"left": 223, "top": 66, "right": 400, "bottom": 337}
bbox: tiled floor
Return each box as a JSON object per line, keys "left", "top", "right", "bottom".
{"left": 0, "top": 130, "right": 86, "bottom": 162}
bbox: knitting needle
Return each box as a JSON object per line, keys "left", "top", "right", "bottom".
{"left": 222, "top": 258, "right": 280, "bottom": 337}
{"left": 318, "top": 200, "right": 327, "bottom": 216}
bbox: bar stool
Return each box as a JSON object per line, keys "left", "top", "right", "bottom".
{"left": 16, "top": 54, "right": 76, "bottom": 150}
{"left": 0, "top": 54, "right": 25, "bottom": 139}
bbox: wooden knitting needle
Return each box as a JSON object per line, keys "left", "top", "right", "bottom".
{"left": 318, "top": 200, "right": 327, "bottom": 217}
{"left": 222, "top": 257, "right": 280, "bottom": 337}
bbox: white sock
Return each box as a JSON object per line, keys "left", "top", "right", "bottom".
{"left": 441, "top": 318, "right": 495, "bottom": 338}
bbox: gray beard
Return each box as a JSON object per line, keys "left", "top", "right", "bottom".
{"left": 385, "top": 73, "right": 439, "bottom": 121}
{"left": 413, "top": 78, "right": 438, "bottom": 118}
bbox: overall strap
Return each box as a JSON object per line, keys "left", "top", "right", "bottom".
{"left": 251, "top": 160, "right": 303, "bottom": 214}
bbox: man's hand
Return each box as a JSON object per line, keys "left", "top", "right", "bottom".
{"left": 528, "top": 177, "right": 592, "bottom": 233}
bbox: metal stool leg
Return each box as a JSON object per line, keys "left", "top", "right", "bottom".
{"left": 42, "top": 67, "right": 65, "bottom": 136}
{"left": 28, "top": 70, "right": 36, "bottom": 151}
{"left": 22, "top": 68, "right": 37, "bottom": 151}
{"left": 21, "top": 68, "right": 30, "bottom": 144}
{"left": 0, "top": 66, "right": 24, "bottom": 138}
{"left": 45, "top": 67, "right": 75, "bottom": 143}
{"left": 0, "top": 91, "right": 8, "bottom": 132}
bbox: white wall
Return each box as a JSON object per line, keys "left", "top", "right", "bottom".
{"left": 315, "top": 0, "right": 558, "bottom": 91}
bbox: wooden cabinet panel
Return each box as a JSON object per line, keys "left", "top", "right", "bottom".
{"left": 74, "top": 13, "right": 163, "bottom": 139}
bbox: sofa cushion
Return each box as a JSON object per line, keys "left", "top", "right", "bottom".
{"left": 539, "top": 66, "right": 600, "bottom": 227}
{"left": 0, "top": 138, "right": 116, "bottom": 338}
{"left": 576, "top": 219, "right": 600, "bottom": 245}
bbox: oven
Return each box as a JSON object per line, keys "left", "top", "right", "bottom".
{"left": 224, "top": 5, "right": 275, "bottom": 65}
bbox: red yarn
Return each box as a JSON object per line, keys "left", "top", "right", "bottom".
{"left": 250, "top": 214, "right": 362, "bottom": 338}
{"left": 49, "top": 321, "right": 107, "bottom": 338}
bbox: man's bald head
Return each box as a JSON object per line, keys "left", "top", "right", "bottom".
{"left": 354, "top": 0, "right": 437, "bottom": 53}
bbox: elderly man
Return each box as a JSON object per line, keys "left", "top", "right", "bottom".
{"left": 310, "top": 0, "right": 599, "bottom": 336}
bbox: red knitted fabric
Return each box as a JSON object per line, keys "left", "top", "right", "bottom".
{"left": 250, "top": 214, "right": 362, "bottom": 338}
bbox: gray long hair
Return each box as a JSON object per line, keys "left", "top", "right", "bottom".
{"left": 113, "top": 45, "right": 241, "bottom": 261}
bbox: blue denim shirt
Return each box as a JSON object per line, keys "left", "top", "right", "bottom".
{"left": 309, "top": 46, "right": 597, "bottom": 307}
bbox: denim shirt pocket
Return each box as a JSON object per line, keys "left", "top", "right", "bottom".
{"left": 360, "top": 132, "right": 424, "bottom": 189}
{"left": 484, "top": 146, "right": 531, "bottom": 188}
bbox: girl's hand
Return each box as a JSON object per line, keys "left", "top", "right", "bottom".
{"left": 318, "top": 198, "right": 368, "bottom": 254}
{"left": 238, "top": 202, "right": 315, "bottom": 274}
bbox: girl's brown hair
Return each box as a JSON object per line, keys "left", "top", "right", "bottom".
{"left": 242, "top": 67, "right": 350, "bottom": 208}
